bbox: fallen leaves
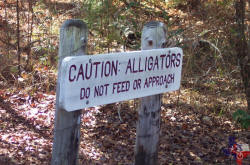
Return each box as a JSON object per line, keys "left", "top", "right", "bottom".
{"left": 0, "top": 90, "right": 54, "bottom": 164}
{"left": 0, "top": 75, "right": 249, "bottom": 165}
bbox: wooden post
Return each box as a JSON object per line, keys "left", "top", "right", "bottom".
{"left": 51, "top": 19, "right": 88, "bottom": 165}
{"left": 135, "top": 21, "right": 168, "bottom": 165}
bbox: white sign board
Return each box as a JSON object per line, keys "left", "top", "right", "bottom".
{"left": 59, "top": 47, "right": 183, "bottom": 111}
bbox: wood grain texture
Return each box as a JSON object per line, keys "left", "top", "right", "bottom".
{"left": 135, "top": 21, "right": 167, "bottom": 165}
{"left": 51, "top": 19, "right": 88, "bottom": 165}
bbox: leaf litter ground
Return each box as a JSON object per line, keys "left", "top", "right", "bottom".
{"left": 0, "top": 74, "right": 249, "bottom": 164}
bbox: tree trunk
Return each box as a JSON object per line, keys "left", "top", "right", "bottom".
{"left": 135, "top": 21, "right": 168, "bottom": 165}
{"left": 16, "top": 0, "right": 21, "bottom": 75}
{"left": 235, "top": 0, "right": 250, "bottom": 113}
{"left": 51, "top": 20, "right": 88, "bottom": 165}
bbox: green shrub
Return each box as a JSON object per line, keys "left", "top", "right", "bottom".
{"left": 233, "top": 109, "right": 250, "bottom": 129}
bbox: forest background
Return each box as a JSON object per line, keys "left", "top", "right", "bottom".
{"left": 0, "top": 0, "right": 249, "bottom": 164}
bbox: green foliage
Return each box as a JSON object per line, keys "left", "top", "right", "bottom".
{"left": 233, "top": 109, "right": 250, "bottom": 129}
{"left": 216, "top": 0, "right": 233, "bottom": 7}
{"left": 81, "top": 0, "right": 168, "bottom": 52}
{"left": 81, "top": 0, "right": 126, "bottom": 51}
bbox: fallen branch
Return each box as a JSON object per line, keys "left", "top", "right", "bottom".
{"left": 199, "top": 39, "right": 222, "bottom": 59}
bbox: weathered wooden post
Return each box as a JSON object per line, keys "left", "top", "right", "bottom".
{"left": 51, "top": 19, "right": 88, "bottom": 165}
{"left": 135, "top": 21, "right": 168, "bottom": 165}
